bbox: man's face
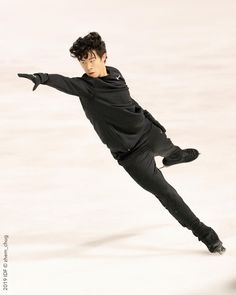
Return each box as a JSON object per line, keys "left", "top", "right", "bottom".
{"left": 79, "top": 50, "right": 107, "bottom": 78}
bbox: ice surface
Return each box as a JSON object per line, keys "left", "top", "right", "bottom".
{"left": 0, "top": 1, "right": 236, "bottom": 294}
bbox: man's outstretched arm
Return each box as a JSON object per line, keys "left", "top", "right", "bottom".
{"left": 17, "top": 73, "right": 93, "bottom": 97}
{"left": 131, "top": 98, "right": 166, "bottom": 133}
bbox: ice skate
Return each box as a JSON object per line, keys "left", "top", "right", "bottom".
{"left": 198, "top": 228, "right": 226, "bottom": 255}
{"left": 161, "top": 148, "right": 200, "bottom": 168}
{"left": 210, "top": 242, "right": 226, "bottom": 255}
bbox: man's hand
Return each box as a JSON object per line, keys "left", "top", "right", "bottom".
{"left": 17, "top": 73, "right": 42, "bottom": 91}
{"left": 143, "top": 110, "right": 166, "bottom": 133}
{"left": 17, "top": 73, "right": 49, "bottom": 91}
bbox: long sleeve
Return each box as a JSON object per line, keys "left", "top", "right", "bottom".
{"left": 34, "top": 73, "right": 94, "bottom": 97}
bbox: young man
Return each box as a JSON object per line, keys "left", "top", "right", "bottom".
{"left": 18, "top": 32, "right": 225, "bottom": 254}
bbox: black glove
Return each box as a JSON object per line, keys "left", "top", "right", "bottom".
{"left": 143, "top": 110, "right": 166, "bottom": 133}
{"left": 17, "top": 73, "right": 48, "bottom": 91}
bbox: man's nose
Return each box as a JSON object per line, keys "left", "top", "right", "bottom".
{"left": 85, "top": 61, "right": 93, "bottom": 70}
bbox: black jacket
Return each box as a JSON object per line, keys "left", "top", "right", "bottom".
{"left": 36, "top": 66, "right": 166, "bottom": 160}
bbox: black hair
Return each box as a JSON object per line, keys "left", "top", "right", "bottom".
{"left": 69, "top": 32, "right": 107, "bottom": 61}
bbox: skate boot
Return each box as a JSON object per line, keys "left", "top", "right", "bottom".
{"left": 191, "top": 221, "right": 226, "bottom": 254}
{"left": 162, "top": 148, "right": 199, "bottom": 167}
{"left": 199, "top": 228, "right": 226, "bottom": 254}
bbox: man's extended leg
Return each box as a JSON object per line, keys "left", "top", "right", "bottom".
{"left": 118, "top": 148, "right": 225, "bottom": 254}
{"left": 147, "top": 124, "right": 200, "bottom": 167}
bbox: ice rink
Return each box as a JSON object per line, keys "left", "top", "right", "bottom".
{"left": 1, "top": 0, "right": 236, "bottom": 294}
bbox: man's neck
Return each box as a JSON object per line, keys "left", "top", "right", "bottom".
{"left": 99, "top": 66, "right": 108, "bottom": 77}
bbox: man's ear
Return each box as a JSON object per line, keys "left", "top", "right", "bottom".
{"left": 102, "top": 52, "right": 107, "bottom": 63}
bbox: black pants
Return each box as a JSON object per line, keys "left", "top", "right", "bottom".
{"left": 117, "top": 124, "right": 205, "bottom": 236}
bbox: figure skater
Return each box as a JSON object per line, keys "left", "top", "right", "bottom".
{"left": 18, "top": 31, "right": 225, "bottom": 254}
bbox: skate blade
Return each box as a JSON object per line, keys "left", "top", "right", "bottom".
{"left": 216, "top": 246, "right": 226, "bottom": 255}
{"left": 211, "top": 244, "right": 226, "bottom": 255}
{"left": 159, "top": 165, "right": 167, "bottom": 170}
